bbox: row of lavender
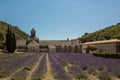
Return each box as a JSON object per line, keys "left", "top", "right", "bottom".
{"left": 49, "top": 52, "right": 120, "bottom": 80}
{"left": 0, "top": 53, "right": 47, "bottom": 80}
{"left": 31, "top": 53, "right": 47, "bottom": 80}
{"left": 11, "top": 53, "right": 46, "bottom": 80}
{"left": 49, "top": 53, "right": 73, "bottom": 80}
{"left": 0, "top": 53, "right": 37, "bottom": 78}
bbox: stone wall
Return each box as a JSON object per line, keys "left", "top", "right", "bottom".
{"left": 82, "top": 39, "right": 120, "bottom": 53}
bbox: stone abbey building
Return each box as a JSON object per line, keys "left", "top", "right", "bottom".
{"left": 17, "top": 28, "right": 120, "bottom": 53}
{"left": 16, "top": 28, "right": 82, "bottom": 52}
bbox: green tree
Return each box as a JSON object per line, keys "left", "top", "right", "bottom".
{"left": 68, "top": 45, "right": 72, "bottom": 53}
{"left": 64, "top": 45, "right": 68, "bottom": 52}
{"left": 74, "top": 45, "right": 79, "bottom": 53}
{"left": 6, "top": 26, "right": 16, "bottom": 53}
{"left": 56, "top": 45, "right": 63, "bottom": 52}
{"left": 0, "top": 32, "right": 4, "bottom": 43}
{"left": 86, "top": 46, "right": 97, "bottom": 53}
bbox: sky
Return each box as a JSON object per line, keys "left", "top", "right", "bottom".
{"left": 0, "top": 0, "right": 120, "bottom": 40}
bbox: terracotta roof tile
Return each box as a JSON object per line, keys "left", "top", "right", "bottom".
{"left": 83, "top": 39, "right": 120, "bottom": 45}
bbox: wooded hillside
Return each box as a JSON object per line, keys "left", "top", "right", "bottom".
{"left": 80, "top": 23, "right": 120, "bottom": 43}
{"left": 0, "top": 21, "right": 29, "bottom": 45}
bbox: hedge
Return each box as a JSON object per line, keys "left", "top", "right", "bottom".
{"left": 93, "top": 53, "right": 120, "bottom": 59}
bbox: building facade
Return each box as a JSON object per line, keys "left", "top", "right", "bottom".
{"left": 17, "top": 28, "right": 41, "bottom": 52}
{"left": 17, "top": 28, "right": 82, "bottom": 52}
{"left": 82, "top": 39, "right": 120, "bottom": 53}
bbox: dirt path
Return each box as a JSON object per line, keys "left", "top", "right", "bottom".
{"left": 25, "top": 53, "right": 45, "bottom": 80}
{"left": 43, "top": 53, "right": 55, "bottom": 80}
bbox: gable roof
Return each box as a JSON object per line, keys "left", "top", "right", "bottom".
{"left": 27, "top": 40, "right": 39, "bottom": 47}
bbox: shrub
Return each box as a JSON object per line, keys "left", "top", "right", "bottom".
{"left": 93, "top": 53, "right": 120, "bottom": 59}
{"left": 98, "top": 73, "right": 112, "bottom": 80}
{"left": 75, "top": 73, "right": 89, "bottom": 80}
{"left": 86, "top": 46, "right": 97, "bottom": 53}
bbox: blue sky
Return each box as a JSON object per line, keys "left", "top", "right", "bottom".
{"left": 0, "top": 0, "right": 120, "bottom": 40}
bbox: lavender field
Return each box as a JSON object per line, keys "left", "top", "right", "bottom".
{"left": 0, "top": 52, "right": 120, "bottom": 80}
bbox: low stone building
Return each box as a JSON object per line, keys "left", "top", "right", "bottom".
{"left": 82, "top": 39, "right": 120, "bottom": 53}
{"left": 16, "top": 40, "right": 27, "bottom": 52}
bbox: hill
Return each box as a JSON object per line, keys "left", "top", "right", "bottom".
{"left": 80, "top": 23, "right": 120, "bottom": 43}
{"left": 0, "top": 21, "right": 29, "bottom": 45}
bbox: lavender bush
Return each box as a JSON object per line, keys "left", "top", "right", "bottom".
{"left": 31, "top": 53, "right": 47, "bottom": 80}
{"left": 51, "top": 52, "right": 120, "bottom": 80}
{"left": 0, "top": 53, "right": 41, "bottom": 79}
{"left": 0, "top": 52, "right": 119, "bottom": 80}
{"left": 49, "top": 53, "right": 73, "bottom": 80}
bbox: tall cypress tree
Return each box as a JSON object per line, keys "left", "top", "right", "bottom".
{"left": 6, "top": 26, "right": 16, "bottom": 53}
{"left": 12, "top": 33, "right": 16, "bottom": 52}
{"left": 6, "top": 26, "right": 10, "bottom": 52}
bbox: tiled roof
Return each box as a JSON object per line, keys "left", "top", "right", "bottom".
{"left": 83, "top": 39, "right": 120, "bottom": 45}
